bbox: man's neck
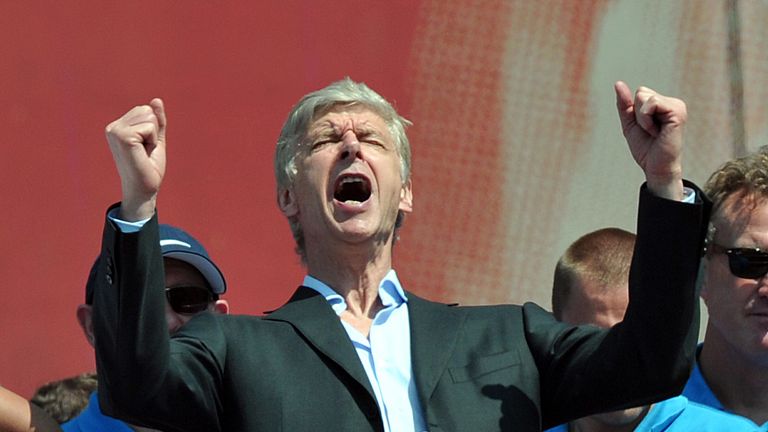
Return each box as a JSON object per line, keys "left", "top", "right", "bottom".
{"left": 306, "top": 244, "right": 395, "bottom": 336}
{"left": 700, "top": 326, "right": 768, "bottom": 424}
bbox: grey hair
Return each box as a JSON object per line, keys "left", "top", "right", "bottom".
{"left": 274, "top": 78, "right": 412, "bottom": 259}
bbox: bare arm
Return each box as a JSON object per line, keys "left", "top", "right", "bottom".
{"left": 0, "top": 387, "right": 61, "bottom": 432}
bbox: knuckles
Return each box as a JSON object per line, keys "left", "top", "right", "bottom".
{"left": 104, "top": 105, "right": 159, "bottom": 139}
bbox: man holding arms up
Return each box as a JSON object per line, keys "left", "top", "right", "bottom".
{"left": 92, "top": 79, "right": 708, "bottom": 431}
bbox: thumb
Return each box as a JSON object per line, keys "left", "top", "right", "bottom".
{"left": 150, "top": 98, "right": 167, "bottom": 142}
{"left": 614, "top": 81, "right": 634, "bottom": 134}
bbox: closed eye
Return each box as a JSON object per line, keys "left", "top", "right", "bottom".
{"left": 311, "top": 138, "right": 337, "bottom": 151}
{"left": 358, "top": 132, "right": 388, "bottom": 149}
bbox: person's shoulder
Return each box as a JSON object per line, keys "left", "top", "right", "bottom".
{"left": 654, "top": 397, "right": 759, "bottom": 431}
{"left": 216, "top": 312, "right": 313, "bottom": 340}
{"left": 459, "top": 303, "right": 525, "bottom": 320}
{"left": 178, "top": 312, "right": 272, "bottom": 337}
{"left": 407, "top": 290, "right": 524, "bottom": 315}
{"left": 679, "top": 401, "right": 760, "bottom": 428}
{"left": 211, "top": 312, "right": 280, "bottom": 328}
{"left": 408, "top": 292, "right": 526, "bottom": 328}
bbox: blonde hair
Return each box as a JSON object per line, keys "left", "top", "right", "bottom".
{"left": 552, "top": 228, "right": 636, "bottom": 320}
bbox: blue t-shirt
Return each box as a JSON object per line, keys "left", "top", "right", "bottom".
{"left": 61, "top": 392, "right": 134, "bottom": 432}
{"left": 683, "top": 355, "right": 768, "bottom": 431}
{"left": 545, "top": 395, "right": 757, "bottom": 431}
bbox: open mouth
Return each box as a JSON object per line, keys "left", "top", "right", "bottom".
{"left": 334, "top": 174, "right": 372, "bottom": 205}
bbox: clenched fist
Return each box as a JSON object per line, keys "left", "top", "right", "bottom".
{"left": 105, "top": 98, "right": 167, "bottom": 221}
{"left": 614, "top": 82, "right": 687, "bottom": 201}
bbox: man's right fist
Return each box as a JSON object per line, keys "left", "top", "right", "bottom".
{"left": 105, "top": 98, "right": 167, "bottom": 221}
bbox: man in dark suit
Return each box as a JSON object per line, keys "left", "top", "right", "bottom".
{"left": 92, "top": 79, "right": 709, "bottom": 431}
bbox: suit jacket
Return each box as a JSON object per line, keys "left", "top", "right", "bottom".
{"left": 93, "top": 184, "right": 710, "bottom": 432}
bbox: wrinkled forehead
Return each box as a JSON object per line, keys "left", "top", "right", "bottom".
{"left": 308, "top": 103, "right": 390, "bottom": 133}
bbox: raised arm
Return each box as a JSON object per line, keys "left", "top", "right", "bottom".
{"left": 93, "top": 102, "right": 224, "bottom": 431}
{"left": 533, "top": 83, "right": 709, "bottom": 427}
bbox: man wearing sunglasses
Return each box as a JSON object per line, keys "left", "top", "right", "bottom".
{"left": 682, "top": 148, "right": 768, "bottom": 429}
{"left": 546, "top": 228, "right": 753, "bottom": 432}
{"left": 62, "top": 224, "right": 229, "bottom": 431}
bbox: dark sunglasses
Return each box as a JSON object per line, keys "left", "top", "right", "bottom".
{"left": 165, "top": 285, "right": 215, "bottom": 315}
{"left": 710, "top": 243, "right": 768, "bottom": 279}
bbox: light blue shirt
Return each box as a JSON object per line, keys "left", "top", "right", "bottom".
{"left": 683, "top": 354, "right": 768, "bottom": 430}
{"left": 545, "top": 395, "right": 759, "bottom": 431}
{"left": 302, "top": 271, "right": 427, "bottom": 432}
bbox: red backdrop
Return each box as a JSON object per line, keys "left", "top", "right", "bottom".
{"left": 0, "top": 1, "right": 420, "bottom": 397}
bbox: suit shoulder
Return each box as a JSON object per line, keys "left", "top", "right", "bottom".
{"left": 408, "top": 291, "right": 524, "bottom": 314}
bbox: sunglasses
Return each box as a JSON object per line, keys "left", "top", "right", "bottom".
{"left": 709, "top": 243, "right": 768, "bottom": 279}
{"left": 165, "top": 285, "right": 215, "bottom": 315}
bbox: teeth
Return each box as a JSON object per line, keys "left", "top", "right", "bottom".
{"left": 334, "top": 175, "right": 370, "bottom": 204}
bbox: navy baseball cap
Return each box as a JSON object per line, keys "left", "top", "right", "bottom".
{"left": 158, "top": 224, "right": 227, "bottom": 295}
{"left": 85, "top": 224, "right": 226, "bottom": 304}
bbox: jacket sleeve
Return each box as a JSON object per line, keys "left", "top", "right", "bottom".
{"left": 92, "top": 204, "right": 225, "bottom": 432}
{"left": 528, "top": 181, "right": 711, "bottom": 428}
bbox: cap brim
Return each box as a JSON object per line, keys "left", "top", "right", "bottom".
{"left": 163, "top": 251, "right": 227, "bottom": 295}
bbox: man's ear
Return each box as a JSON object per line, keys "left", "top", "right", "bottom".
{"left": 76, "top": 304, "right": 95, "bottom": 347}
{"left": 399, "top": 179, "right": 413, "bottom": 213}
{"left": 278, "top": 188, "right": 299, "bottom": 218}
{"left": 213, "top": 299, "right": 230, "bottom": 315}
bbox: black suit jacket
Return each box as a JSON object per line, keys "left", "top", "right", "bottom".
{"left": 93, "top": 183, "right": 710, "bottom": 432}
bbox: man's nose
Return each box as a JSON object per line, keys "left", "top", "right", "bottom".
{"left": 758, "top": 277, "right": 768, "bottom": 297}
{"left": 339, "top": 131, "right": 362, "bottom": 161}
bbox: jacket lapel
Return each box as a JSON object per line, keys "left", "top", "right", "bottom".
{"left": 407, "top": 293, "right": 465, "bottom": 407}
{"left": 265, "top": 286, "right": 376, "bottom": 399}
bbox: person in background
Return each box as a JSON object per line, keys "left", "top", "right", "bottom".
{"left": 62, "top": 224, "right": 229, "bottom": 431}
{"left": 683, "top": 146, "right": 768, "bottom": 430}
{"left": 547, "top": 228, "right": 754, "bottom": 431}
{"left": 31, "top": 372, "right": 97, "bottom": 424}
